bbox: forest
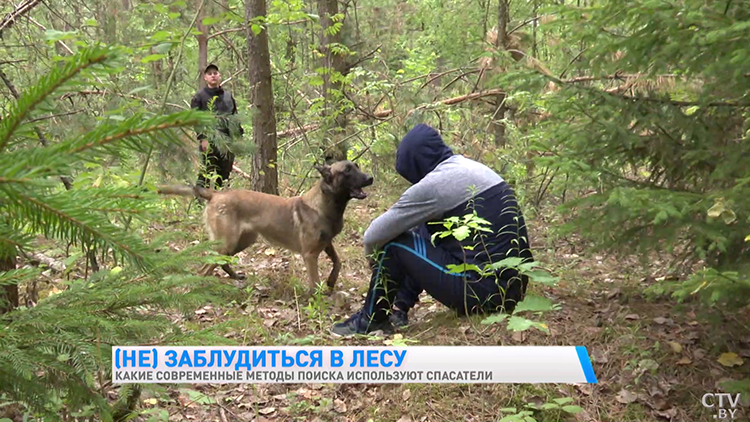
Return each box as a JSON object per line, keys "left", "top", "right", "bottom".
{"left": 1, "top": 0, "right": 750, "bottom": 421}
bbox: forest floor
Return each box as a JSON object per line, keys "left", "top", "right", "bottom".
{"left": 40, "top": 165, "right": 750, "bottom": 422}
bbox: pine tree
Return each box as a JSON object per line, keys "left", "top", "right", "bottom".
{"left": 0, "top": 44, "right": 241, "bottom": 421}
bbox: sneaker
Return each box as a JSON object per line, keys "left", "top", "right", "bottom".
{"left": 331, "top": 310, "right": 394, "bottom": 337}
{"left": 389, "top": 308, "right": 409, "bottom": 328}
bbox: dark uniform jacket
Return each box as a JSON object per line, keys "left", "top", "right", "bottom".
{"left": 190, "top": 86, "right": 243, "bottom": 140}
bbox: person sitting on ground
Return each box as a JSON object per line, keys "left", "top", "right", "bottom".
{"left": 331, "top": 123, "right": 534, "bottom": 336}
{"left": 190, "top": 63, "right": 244, "bottom": 189}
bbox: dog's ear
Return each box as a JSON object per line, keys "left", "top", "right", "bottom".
{"left": 314, "top": 164, "right": 333, "bottom": 183}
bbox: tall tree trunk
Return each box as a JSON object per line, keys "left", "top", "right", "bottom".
{"left": 246, "top": 0, "right": 278, "bottom": 195}
{"left": 0, "top": 252, "right": 18, "bottom": 314}
{"left": 317, "top": 0, "right": 349, "bottom": 162}
{"left": 532, "top": 0, "right": 538, "bottom": 58}
{"left": 493, "top": 0, "right": 509, "bottom": 148}
{"left": 119, "top": 0, "right": 131, "bottom": 44}
{"left": 196, "top": 0, "right": 209, "bottom": 88}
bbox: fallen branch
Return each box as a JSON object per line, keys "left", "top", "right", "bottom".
{"left": 371, "top": 88, "right": 507, "bottom": 118}
{"left": 277, "top": 124, "right": 320, "bottom": 138}
{"left": 232, "top": 164, "right": 252, "bottom": 180}
{"left": 26, "top": 109, "right": 85, "bottom": 124}
{"left": 27, "top": 252, "right": 66, "bottom": 273}
{"left": 562, "top": 73, "right": 679, "bottom": 83}
{"left": 0, "top": 59, "right": 28, "bottom": 65}
{"left": 0, "top": 0, "right": 41, "bottom": 36}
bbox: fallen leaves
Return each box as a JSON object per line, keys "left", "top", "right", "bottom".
{"left": 693, "top": 348, "right": 707, "bottom": 360}
{"left": 591, "top": 349, "right": 609, "bottom": 364}
{"left": 333, "top": 398, "right": 347, "bottom": 413}
{"left": 653, "top": 316, "right": 674, "bottom": 325}
{"left": 667, "top": 341, "right": 682, "bottom": 354}
{"left": 635, "top": 359, "right": 659, "bottom": 377}
{"left": 573, "top": 383, "right": 593, "bottom": 396}
{"left": 625, "top": 314, "right": 640, "bottom": 320}
{"left": 654, "top": 407, "right": 678, "bottom": 420}
{"left": 718, "top": 352, "right": 745, "bottom": 367}
{"left": 258, "top": 406, "right": 275, "bottom": 415}
{"left": 263, "top": 318, "right": 276, "bottom": 328}
{"left": 616, "top": 389, "right": 638, "bottom": 404}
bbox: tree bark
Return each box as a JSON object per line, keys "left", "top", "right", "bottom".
{"left": 245, "top": 0, "right": 278, "bottom": 195}
{"left": 493, "top": 0, "right": 509, "bottom": 148}
{"left": 0, "top": 253, "right": 18, "bottom": 314}
{"left": 0, "top": 0, "right": 42, "bottom": 37}
{"left": 317, "top": 0, "right": 349, "bottom": 161}
{"left": 0, "top": 259, "right": 17, "bottom": 313}
{"left": 196, "top": 0, "right": 209, "bottom": 88}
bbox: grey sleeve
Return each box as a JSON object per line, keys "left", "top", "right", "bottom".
{"left": 363, "top": 184, "right": 442, "bottom": 256}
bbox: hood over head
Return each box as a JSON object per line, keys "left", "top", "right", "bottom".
{"left": 395, "top": 124, "right": 454, "bottom": 184}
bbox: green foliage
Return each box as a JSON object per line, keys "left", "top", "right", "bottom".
{"left": 429, "top": 194, "right": 560, "bottom": 334}
{"left": 499, "top": 396, "right": 583, "bottom": 422}
{"left": 0, "top": 45, "right": 236, "bottom": 421}
{"left": 512, "top": 0, "right": 750, "bottom": 309}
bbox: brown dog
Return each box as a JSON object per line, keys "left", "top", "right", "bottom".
{"left": 157, "top": 160, "right": 373, "bottom": 294}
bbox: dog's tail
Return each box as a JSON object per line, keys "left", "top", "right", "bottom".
{"left": 156, "top": 185, "right": 215, "bottom": 201}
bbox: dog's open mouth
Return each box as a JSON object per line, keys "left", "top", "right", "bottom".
{"left": 350, "top": 187, "right": 368, "bottom": 199}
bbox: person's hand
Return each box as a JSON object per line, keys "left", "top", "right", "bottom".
{"left": 200, "top": 140, "right": 209, "bottom": 151}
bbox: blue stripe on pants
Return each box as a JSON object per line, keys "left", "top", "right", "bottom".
{"left": 367, "top": 235, "right": 473, "bottom": 319}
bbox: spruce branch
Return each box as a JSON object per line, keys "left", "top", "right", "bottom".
{"left": 0, "top": 45, "right": 111, "bottom": 150}
{"left": 2, "top": 187, "right": 155, "bottom": 271}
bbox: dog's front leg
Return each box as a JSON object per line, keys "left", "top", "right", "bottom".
{"left": 302, "top": 252, "right": 321, "bottom": 296}
{"left": 324, "top": 243, "right": 340, "bottom": 293}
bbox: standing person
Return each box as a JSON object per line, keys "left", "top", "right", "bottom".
{"left": 190, "top": 63, "right": 244, "bottom": 189}
{"left": 331, "top": 123, "right": 534, "bottom": 336}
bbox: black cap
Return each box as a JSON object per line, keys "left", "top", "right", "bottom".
{"left": 204, "top": 63, "right": 219, "bottom": 73}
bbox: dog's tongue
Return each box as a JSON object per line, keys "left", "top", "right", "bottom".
{"left": 351, "top": 188, "right": 367, "bottom": 199}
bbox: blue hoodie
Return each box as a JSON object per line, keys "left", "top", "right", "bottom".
{"left": 363, "top": 124, "right": 533, "bottom": 271}
{"left": 395, "top": 124, "right": 454, "bottom": 184}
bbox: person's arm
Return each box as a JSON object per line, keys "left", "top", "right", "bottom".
{"left": 363, "top": 183, "right": 443, "bottom": 257}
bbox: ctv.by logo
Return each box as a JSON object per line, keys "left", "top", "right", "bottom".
{"left": 702, "top": 393, "right": 741, "bottom": 419}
